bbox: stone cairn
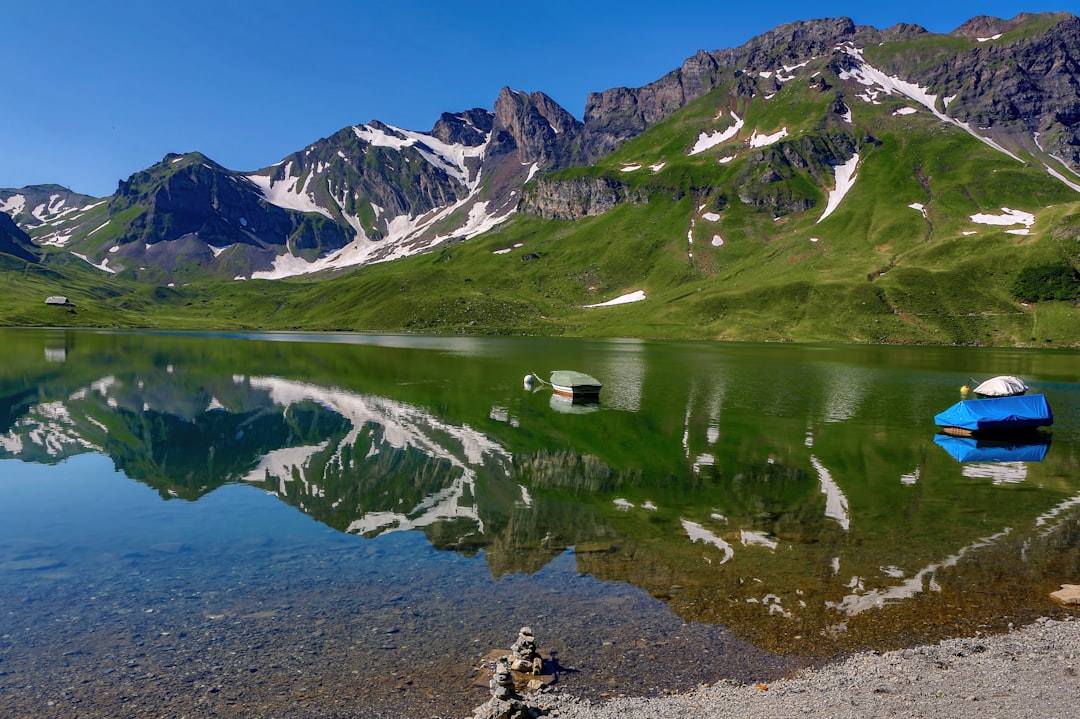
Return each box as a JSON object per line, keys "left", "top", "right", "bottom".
{"left": 508, "top": 626, "right": 544, "bottom": 675}
{"left": 465, "top": 627, "right": 548, "bottom": 719}
{"left": 465, "top": 660, "right": 538, "bottom": 719}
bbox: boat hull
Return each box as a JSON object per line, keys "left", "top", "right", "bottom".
{"left": 551, "top": 383, "right": 602, "bottom": 398}
{"left": 549, "top": 370, "right": 602, "bottom": 399}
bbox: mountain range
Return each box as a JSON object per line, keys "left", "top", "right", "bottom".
{"left": 2, "top": 12, "right": 1079, "bottom": 344}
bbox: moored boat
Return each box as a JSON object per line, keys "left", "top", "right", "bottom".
{"left": 934, "top": 394, "right": 1052, "bottom": 437}
{"left": 549, "top": 370, "right": 602, "bottom": 399}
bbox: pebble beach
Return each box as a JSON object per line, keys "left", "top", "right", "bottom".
{"left": 538, "top": 616, "right": 1078, "bottom": 719}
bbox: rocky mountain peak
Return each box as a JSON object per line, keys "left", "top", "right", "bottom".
{"left": 489, "top": 87, "right": 585, "bottom": 169}
{"left": 951, "top": 15, "right": 1013, "bottom": 38}
{"left": 582, "top": 18, "right": 861, "bottom": 161}
{"left": 430, "top": 109, "right": 494, "bottom": 147}
{"left": 715, "top": 17, "right": 858, "bottom": 70}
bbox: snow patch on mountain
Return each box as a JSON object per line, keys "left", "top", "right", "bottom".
{"left": 353, "top": 122, "right": 486, "bottom": 188}
{"left": 246, "top": 164, "right": 333, "bottom": 219}
{"left": 581, "top": 290, "right": 646, "bottom": 308}
{"left": 250, "top": 193, "right": 510, "bottom": 280}
{"left": 1046, "top": 164, "right": 1080, "bottom": 193}
{"left": 749, "top": 127, "right": 788, "bottom": 148}
{"left": 72, "top": 252, "right": 117, "bottom": 273}
{"left": 970, "top": 208, "right": 1035, "bottom": 227}
{"left": 689, "top": 112, "right": 745, "bottom": 155}
{"left": 1, "top": 195, "right": 26, "bottom": 215}
{"left": 818, "top": 153, "right": 860, "bottom": 223}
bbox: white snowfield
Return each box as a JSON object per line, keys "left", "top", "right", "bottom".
{"left": 748, "top": 127, "right": 788, "bottom": 148}
{"left": 970, "top": 207, "right": 1036, "bottom": 234}
{"left": 246, "top": 165, "right": 333, "bottom": 219}
{"left": 689, "top": 112, "right": 745, "bottom": 155}
{"left": 970, "top": 207, "right": 1035, "bottom": 227}
{"left": 818, "top": 153, "right": 860, "bottom": 223}
{"left": 581, "top": 290, "right": 646, "bottom": 308}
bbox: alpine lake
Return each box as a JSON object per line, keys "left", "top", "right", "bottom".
{"left": 1, "top": 328, "right": 1078, "bottom": 718}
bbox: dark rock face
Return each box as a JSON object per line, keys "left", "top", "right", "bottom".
{"left": 951, "top": 15, "right": 1014, "bottom": 38}
{"left": 0, "top": 212, "right": 37, "bottom": 263}
{"left": 267, "top": 124, "right": 470, "bottom": 240}
{"left": 111, "top": 154, "right": 350, "bottom": 257}
{"left": 875, "top": 13, "right": 1080, "bottom": 170}
{"left": 712, "top": 17, "right": 859, "bottom": 70}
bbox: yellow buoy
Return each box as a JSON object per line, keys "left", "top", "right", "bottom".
{"left": 960, "top": 385, "right": 970, "bottom": 396}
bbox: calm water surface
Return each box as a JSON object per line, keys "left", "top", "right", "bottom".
{"left": 1, "top": 329, "right": 1078, "bottom": 718}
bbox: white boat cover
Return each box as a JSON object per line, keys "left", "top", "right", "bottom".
{"left": 973, "top": 375, "right": 1028, "bottom": 397}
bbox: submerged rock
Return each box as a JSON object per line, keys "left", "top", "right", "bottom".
{"left": 1050, "top": 584, "right": 1080, "bottom": 606}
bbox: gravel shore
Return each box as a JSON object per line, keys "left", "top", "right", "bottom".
{"left": 538, "top": 616, "right": 1078, "bottom": 719}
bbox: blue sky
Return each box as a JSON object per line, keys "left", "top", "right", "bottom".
{"left": 1, "top": 0, "right": 1061, "bottom": 197}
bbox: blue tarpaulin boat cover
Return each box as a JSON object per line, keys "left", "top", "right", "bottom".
{"left": 933, "top": 394, "right": 1053, "bottom": 432}
{"left": 933, "top": 434, "right": 1051, "bottom": 463}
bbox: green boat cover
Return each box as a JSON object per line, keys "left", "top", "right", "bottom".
{"left": 550, "top": 370, "right": 601, "bottom": 388}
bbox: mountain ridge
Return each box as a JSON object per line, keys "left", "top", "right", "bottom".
{"left": 2, "top": 12, "right": 1080, "bottom": 346}
{"left": 3, "top": 13, "right": 1074, "bottom": 280}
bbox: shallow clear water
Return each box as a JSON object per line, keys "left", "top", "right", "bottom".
{"left": 1, "top": 329, "right": 1078, "bottom": 717}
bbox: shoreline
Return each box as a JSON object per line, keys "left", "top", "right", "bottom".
{"left": 538, "top": 616, "right": 1078, "bottom": 719}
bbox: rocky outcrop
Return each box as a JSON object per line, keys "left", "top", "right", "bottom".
{"left": 263, "top": 123, "right": 472, "bottom": 241}
{"left": 582, "top": 61, "right": 726, "bottom": 161}
{"left": 734, "top": 132, "right": 863, "bottom": 215}
{"left": 517, "top": 175, "right": 652, "bottom": 220}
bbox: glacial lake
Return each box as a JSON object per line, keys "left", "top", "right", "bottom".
{"left": 1, "top": 328, "right": 1078, "bottom": 718}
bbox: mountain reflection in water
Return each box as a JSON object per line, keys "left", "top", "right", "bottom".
{"left": 2, "top": 329, "right": 1079, "bottom": 708}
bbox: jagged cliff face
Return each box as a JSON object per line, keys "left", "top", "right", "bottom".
{"left": 3, "top": 13, "right": 1079, "bottom": 281}
{"left": 907, "top": 12, "right": 1080, "bottom": 168}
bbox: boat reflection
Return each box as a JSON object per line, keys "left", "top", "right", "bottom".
{"left": 549, "top": 394, "right": 600, "bottom": 414}
{"left": 934, "top": 433, "right": 1051, "bottom": 463}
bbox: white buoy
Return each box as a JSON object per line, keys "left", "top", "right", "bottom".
{"left": 523, "top": 374, "right": 536, "bottom": 389}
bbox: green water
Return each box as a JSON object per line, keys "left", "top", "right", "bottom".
{"left": 1, "top": 329, "right": 1078, "bottom": 715}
